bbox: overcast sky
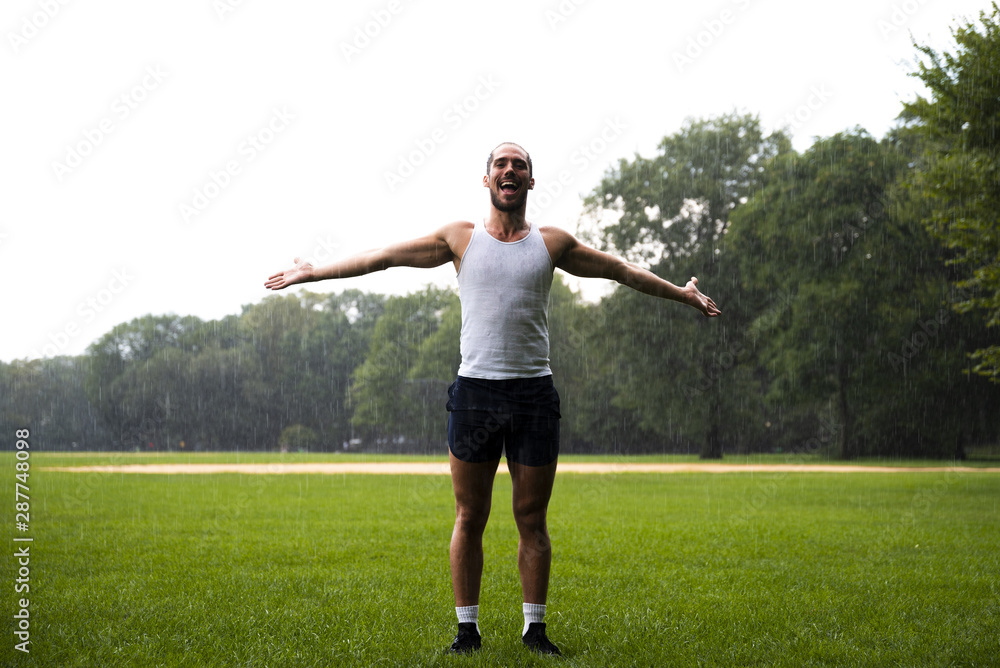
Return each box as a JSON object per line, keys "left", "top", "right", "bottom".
{"left": 2, "top": 0, "right": 994, "bottom": 362}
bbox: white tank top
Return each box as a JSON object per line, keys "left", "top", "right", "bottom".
{"left": 456, "top": 220, "right": 554, "bottom": 379}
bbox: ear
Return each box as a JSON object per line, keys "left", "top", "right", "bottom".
{"left": 528, "top": 177, "right": 535, "bottom": 190}
{"left": 483, "top": 174, "right": 490, "bottom": 188}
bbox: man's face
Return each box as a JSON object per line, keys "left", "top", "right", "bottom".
{"left": 484, "top": 145, "right": 534, "bottom": 213}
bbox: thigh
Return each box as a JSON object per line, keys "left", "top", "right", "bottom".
{"left": 508, "top": 457, "right": 558, "bottom": 520}
{"left": 448, "top": 410, "right": 509, "bottom": 463}
{"left": 450, "top": 451, "right": 502, "bottom": 517}
{"left": 505, "top": 413, "right": 560, "bottom": 467}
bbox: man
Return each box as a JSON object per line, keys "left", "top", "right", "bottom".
{"left": 265, "top": 142, "right": 720, "bottom": 655}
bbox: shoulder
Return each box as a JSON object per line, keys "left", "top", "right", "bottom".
{"left": 538, "top": 226, "right": 627, "bottom": 277}
{"left": 538, "top": 225, "right": 579, "bottom": 260}
{"left": 439, "top": 220, "right": 475, "bottom": 235}
{"left": 435, "top": 220, "right": 475, "bottom": 244}
{"left": 538, "top": 225, "right": 578, "bottom": 244}
{"left": 437, "top": 220, "right": 476, "bottom": 258}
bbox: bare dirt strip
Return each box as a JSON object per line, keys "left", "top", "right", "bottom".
{"left": 40, "top": 462, "right": 1000, "bottom": 475}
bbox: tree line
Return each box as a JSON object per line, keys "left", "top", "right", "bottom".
{"left": 3, "top": 6, "right": 999, "bottom": 458}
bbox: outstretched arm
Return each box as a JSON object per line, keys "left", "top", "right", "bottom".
{"left": 264, "top": 223, "right": 465, "bottom": 291}
{"left": 548, "top": 227, "right": 721, "bottom": 317}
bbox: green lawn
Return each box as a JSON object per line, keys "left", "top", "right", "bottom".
{"left": 3, "top": 455, "right": 998, "bottom": 666}
{"left": 25, "top": 449, "right": 1000, "bottom": 469}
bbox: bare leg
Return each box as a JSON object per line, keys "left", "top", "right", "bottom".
{"left": 509, "top": 459, "right": 558, "bottom": 604}
{"left": 449, "top": 452, "right": 501, "bottom": 607}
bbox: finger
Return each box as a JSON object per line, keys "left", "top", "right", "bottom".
{"left": 690, "top": 276, "right": 698, "bottom": 286}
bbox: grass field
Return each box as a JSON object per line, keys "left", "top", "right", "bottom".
{"left": 25, "top": 450, "right": 1000, "bottom": 468}
{"left": 3, "top": 453, "right": 999, "bottom": 667}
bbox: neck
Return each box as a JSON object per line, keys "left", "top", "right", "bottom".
{"left": 486, "top": 208, "right": 529, "bottom": 239}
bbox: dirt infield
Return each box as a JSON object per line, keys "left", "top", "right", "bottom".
{"left": 40, "top": 462, "right": 1000, "bottom": 475}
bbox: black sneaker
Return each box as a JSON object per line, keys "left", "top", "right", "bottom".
{"left": 448, "top": 622, "right": 481, "bottom": 653}
{"left": 522, "top": 622, "right": 561, "bottom": 655}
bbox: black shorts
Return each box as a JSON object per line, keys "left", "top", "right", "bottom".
{"left": 446, "top": 375, "right": 561, "bottom": 466}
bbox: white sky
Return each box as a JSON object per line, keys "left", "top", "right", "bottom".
{"left": 2, "top": 0, "right": 993, "bottom": 361}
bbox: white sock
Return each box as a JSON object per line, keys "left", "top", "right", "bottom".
{"left": 522, "top": 602, "right": 545, "bottom": 636}
{"left": 456, "top": 605, "right": 479, "bottom": 633}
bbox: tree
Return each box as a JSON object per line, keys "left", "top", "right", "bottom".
{"left": 727, "top": 130, "right": 995, "bottom": 458}
{"left": 731, "top": 132, "right": 906, "bottom": 458}
{"left": 236, "top": 291, "right": 378, "bottom": 450}
{"left": 581, "top": 113, "right": 790, "bottom": 457}
{"left": 80, "top": 294, "right": 378, "bottom": 451}
{"left": 0, "top": 357, "right": 112, "bottom": 449}
{"left": 278, "top": 424, "right": 318, "bottom": 451}
{"left": 349, "top": 286, "right": 457, "bottom": 449}
{"left": 580, "top": 111, "right": 791, "bottom": 266}
{"left": 84, "top": 314, "right": 206, "bottom": 449}
{"left": 543, "top": 274, "right": 656, "bottom": 452}
{"left": 900, "top": 2, "right": 1000, "bottom": 382}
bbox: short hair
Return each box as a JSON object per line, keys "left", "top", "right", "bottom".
{"left": 486, "top": 142, "right": 532, "bottom": 177}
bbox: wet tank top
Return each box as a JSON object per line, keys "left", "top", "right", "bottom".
{"left": 456, "top": 220, "right": 554, "bottom": 379}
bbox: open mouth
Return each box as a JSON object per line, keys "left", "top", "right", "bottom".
{"left": 499, "top": 179, "right": 519, "bottom": 195}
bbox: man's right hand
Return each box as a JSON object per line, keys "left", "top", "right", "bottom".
{"left": 264, "top": 257, "right": 315, "bottom": 291}
{"left": 682, "top": 277, "right": 721, "bottom": 317}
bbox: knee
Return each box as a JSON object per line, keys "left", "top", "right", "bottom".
{"left": 455, "top": 501, "right": 491, "bottom": 535}
{"left": 513, "top": 503, "right": 547, "bottom": 535}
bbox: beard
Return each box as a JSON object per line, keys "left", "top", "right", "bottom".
{"left": 490, "top": 185, "right": 528, "bottom": 212}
